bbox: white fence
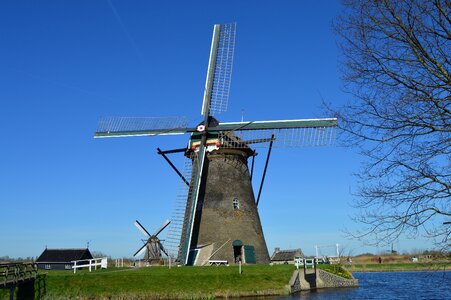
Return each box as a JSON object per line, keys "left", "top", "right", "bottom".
{"left": 72, "top": 257, "right": 107, "bottom": 274}
{"left": 115, "top": 258, "right": 124, "bottom": 267}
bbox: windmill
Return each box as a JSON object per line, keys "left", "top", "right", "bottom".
{"left": 134, "top": 219, "right": 171, "bottom": 264}
{"left": 95, "top": 23, "right": 338, "bottom": 266}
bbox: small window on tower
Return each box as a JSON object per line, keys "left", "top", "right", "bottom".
{"left": 233, "top": 198, "right": 240, "bottom": 210}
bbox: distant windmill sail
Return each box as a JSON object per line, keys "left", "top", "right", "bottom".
{"left": 133, "top": 220, "right": 171, "bottom": 263}
{"left": 96, "top": 23, "right": 338, "bottom": 266}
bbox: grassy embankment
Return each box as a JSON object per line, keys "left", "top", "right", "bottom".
{"left": 346, "top": 262, "right": 451, "bottom": 272}
{"left": 346, "top": 254, "right": 451, "bottom": 272}
{"left": 0, "top": 264, "right": 353, "bottom": 299}
{"left": 3, "top": 261, "right": 445, "bottom": 299}
{"left": 31, "top": 265, "right": 296, "bottom": 299}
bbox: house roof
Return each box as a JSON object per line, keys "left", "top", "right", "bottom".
{"left": 270, "top": 248, "right": 304, "bottom": 261}
{"left": 36, "top": 248, "right": 92, "bottom": 263}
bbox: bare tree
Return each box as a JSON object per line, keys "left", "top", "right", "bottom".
{"left": 332, "top": 0, "right": 450, "bottom": 249}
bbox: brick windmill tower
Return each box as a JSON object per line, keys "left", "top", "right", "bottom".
{"left": 95, "top": 23, "right": 337, "bottom": 265}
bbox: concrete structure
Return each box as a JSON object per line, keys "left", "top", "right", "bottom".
{"left": 289, "top": 269, "right": 359, "bottom": 292}
{"left": 182, "top": 145, "right": 270, "bottom": 265}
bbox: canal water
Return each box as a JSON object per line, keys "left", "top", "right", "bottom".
{"left": 244, "top": 271, "right": 451, "bottom": 299}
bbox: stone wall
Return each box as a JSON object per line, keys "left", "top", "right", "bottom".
{"left": 289, "top": 268, "right": 359, "bottom": 292}
{"left": 288, "top": 270, "right": 300, "bottom": 293}
{"left": 316, "top": 269, "right": 359, "bottom": 289}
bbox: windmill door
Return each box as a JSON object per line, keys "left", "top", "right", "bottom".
{"left": 244, "top": 245, "right": 256, "bottom": 264}
{"left": 233, "top": 240, "right": 243, "bottom": 263}
{"left": 187, "top": 249, "right": 199, "bottom": 266}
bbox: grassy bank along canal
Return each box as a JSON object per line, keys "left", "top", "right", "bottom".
{"left": 32, "top": 265, "right": 295, "bottom": 299}
{"left": 346, "top": 262, "right": 451, "bottom": 272}
{"left": 2, "top": 264, "right": 354, "bottom": 299}
{"left": 3, "top": 262, "right": 448, "bottom": 299}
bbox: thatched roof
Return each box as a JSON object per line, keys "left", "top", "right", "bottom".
{"left": 270, "top": 248, "right": 304, "bottom": 262}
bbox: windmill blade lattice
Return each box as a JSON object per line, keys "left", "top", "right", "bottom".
{"left": 179, "top": 148, "right": 207, "bottom": 265}
{"left": 209, "top": 23, "right": 236, "bottom": 116}
{"left": 219, "top": 126, "right": 337, "bottom": 148}
{"left": 163, "top": 155, "right": 194, "bottom": 259}
{"left": 95, "top": 116, "right": 190, "bottom": 138}
{"left": 159, "top": 241, "right": 169, "bottom": 257}
{"left": 213, "top": 118, "right": 338, "bottom": 148}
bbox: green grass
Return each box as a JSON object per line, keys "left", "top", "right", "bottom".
{"left": 346, "top": 262, "right": 451, "bottom": 272}
{"left": 0, "top": 264, "right": 363, "bottom": 299}
{"left": 35, "top": 265, "right": 295, "bottom": 299}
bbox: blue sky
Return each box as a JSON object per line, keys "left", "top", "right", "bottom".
{"left": 0, "top": 1, "right": 433, "bottom": 258}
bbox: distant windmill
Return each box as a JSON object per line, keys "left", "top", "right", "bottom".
{"left": 95, "top": 23, "right": 337, "bottom": 266}
{"left": 134, "top": 219, "right": 171, "bottom": 264}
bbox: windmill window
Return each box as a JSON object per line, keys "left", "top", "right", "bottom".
{"left": 233, "top": 198, "right": 240, "bottom": 210}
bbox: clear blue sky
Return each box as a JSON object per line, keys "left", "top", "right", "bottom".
{"left": 0, "top": 0, "right": 433, "bottom": 259}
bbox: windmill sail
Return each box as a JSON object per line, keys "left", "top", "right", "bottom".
{"left": 214, "top": 118, "right": 338, "bottom": 148}
{"left": 153, "top": 219, "right": 171, "bottom": 237}
{"left": 179, "top": 23, "right": 236, "bottom": 265}
{"left": 214, "top": 118, "right": 337, "bottom": 131}
{"left": 201, "top": 23, "right": 236, "bottom": 117}
{"left": 163, "top": 156, "right": 193, "bottom": 259}
{"left": 94, "top": 116, "right": 191, "bottom": 138}
{"left": 179, "top": 147, "right": 207, "bottom": 265}
{"left": 134, "top": 242, "right": 148, "bottom": 257}
{"left": 133, "top": 220, "right": 171, "bottom": 261}
{"left": 134, "top": 220, "right": 151, "bottom": 237}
